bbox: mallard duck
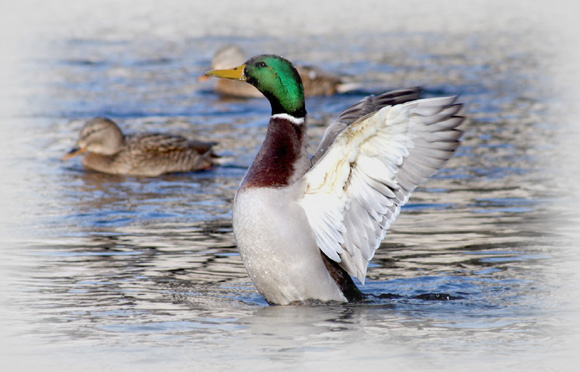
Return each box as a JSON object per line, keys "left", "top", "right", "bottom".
{"left": 63, "top": 117, "right": 218, "bottom": 177}
{"left": 206, "top": 55, "right": 463, "bottom": 305}
{"left": 201, "top": 45, "right": 358, "bottom": 97}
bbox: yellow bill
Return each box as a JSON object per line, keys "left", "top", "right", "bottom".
{"left": 205, "top": 64, "right": 247, "bottom": 81}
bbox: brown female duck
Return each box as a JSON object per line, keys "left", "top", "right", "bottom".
{"left": 201, "top": 45, "right": 358, "bottom": 97}
{"left": 63, "top": 118, "right": 218, "bottom": 176}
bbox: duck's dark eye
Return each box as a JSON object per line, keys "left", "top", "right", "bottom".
{"left": 256, "top": 61, "right": 267, "bottom": 68}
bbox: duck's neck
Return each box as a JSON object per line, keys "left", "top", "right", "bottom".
{"left": 264, "top": 91, "right": 306, "bottom": 118}
{"left": 240, "top": 113, "right": 309, "bottom": 190}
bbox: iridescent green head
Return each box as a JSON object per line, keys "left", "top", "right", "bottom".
{"left": 206, "top": 54, "right": 306, "bottom": 118}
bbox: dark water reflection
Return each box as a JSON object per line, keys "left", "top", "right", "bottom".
{"left": 1, "top": 30, "right": 578, "bottom": 371}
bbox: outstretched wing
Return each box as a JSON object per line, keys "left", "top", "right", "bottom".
{"left": 299, "top": 94, "right": 463, "bottom": 282}
{"left": 310, "top": 88, "right": 422, "bottom": 165}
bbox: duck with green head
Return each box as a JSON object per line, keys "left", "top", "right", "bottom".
{"left": 206, "top": 54, "right": 463, "bottom": 305}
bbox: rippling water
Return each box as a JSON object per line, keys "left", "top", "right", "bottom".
{"left": 1, "top": 2, "right": 580, "bottom": 371}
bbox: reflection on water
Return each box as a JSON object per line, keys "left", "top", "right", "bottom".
{"left": 1, "top": 17, "right": 578, "bottom": 372}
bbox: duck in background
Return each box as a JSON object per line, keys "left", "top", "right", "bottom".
{"left": 200, "top": 44, "right": 359, "bottom": 97}
{"left": 206, "top": 54, "right": 463, "bottom": 305}
{"left": 63, "top": 117, "right": 219, "bottom": 177}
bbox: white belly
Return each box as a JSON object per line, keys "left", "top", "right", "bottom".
{"left": 233, "top": 184, "right": 346, "bottom": 305}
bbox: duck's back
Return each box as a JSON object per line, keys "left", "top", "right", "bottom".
{"left": 297, "top": 66, "right": 348, "bottom": 96}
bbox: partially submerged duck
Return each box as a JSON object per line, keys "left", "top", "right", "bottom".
{"left": 63, "top": 117, "right": 218, "bottom": 177}
{"left": 201, "top": 45, "right": 358, "bottom": 97}
{"left": 206, "top": 54, "right": 463, "bottom": 305}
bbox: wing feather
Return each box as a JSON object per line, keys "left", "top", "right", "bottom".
{"left": 300, "top": 93, "right": 464, "bottom": 283}
{"left": 311, "top": 88, "right": 422, "bottom": 165}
